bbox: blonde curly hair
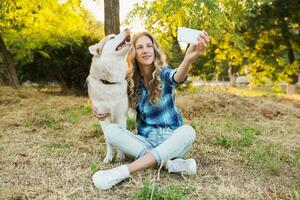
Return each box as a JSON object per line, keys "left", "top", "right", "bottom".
{"left": 126, "top": 32, "right": 167, "bottom": 107}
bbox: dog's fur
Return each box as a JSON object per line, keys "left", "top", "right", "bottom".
{"left": 87, "top": 29, "right": 130, "bottom": 163}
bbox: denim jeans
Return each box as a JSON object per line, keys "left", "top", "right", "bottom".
{"left": 105, "top": 124, "right": 196, "bottom": 164}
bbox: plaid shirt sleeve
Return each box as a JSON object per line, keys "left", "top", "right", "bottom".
{"left": 136, "top": 66, "right": 186, "bottom": 137}
{"left": 160, "top": 66, "right": 187, "bottom": 88}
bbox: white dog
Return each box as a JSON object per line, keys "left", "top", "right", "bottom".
{"left": 87, "top": 29, "right": 131, "bottom": 163}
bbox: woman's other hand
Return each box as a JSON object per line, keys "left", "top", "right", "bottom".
{"left": 92, "top": 106, "right": 110, "bottom": 121}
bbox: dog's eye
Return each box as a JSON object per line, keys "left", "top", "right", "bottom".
{"left": 109, "top": 37, "right": 115, "bottom": 40}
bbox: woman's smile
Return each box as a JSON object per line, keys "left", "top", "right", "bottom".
{"left": 141, "top": 55, "right": 152, "bottom": 60}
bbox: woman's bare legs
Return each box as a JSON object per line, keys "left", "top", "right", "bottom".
{"left": 92, "top": 152, "right": 157, "bottom": 190}
{"left": 127, "top": 152, "right": 157, "bottom": 174}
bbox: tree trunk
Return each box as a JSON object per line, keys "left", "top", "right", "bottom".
{"left": 280, "top": 17, "right": 298, "bottom": 94}
{"left": 215, "top": 74, "right": 219, "bottom": 82}
{"left": 0, "top": 35, "right": 19, "bottom": 88}
{"left": 104, "top": 0, "right": 120, "bottom": 35}
{"left": 228, "top": 65, "right": 236, "bottom": 87}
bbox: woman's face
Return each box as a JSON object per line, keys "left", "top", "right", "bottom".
{"left": 135, "top": 35, "right": 155, "bottom": 67}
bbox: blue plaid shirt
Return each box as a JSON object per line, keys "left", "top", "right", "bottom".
{"left": 136, "top": 66, "right": 186, "bottom": 137}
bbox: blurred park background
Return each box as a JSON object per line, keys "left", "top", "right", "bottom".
{"left": 1, "top": 0, "right": 300, "bottom": 199}
{"left": 0, "top": 0, "right": 299, "bottom": 94}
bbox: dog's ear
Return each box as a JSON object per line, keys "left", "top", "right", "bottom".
{"left": 89, "top": 36, "right": 111, "bottom": 56}
{"left": 89, "top": 44, "right": 100, "bottom": 56}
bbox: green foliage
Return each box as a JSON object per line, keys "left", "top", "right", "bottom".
{"left": 245, "top": 144, "right": 285, "bottom": 173}
{"left": 126, "top": 0, "right": 300, "bottom": 92}
{"left": 81, "top": 105, "right": 92, "bottom": 114}
{"left": 0, "top": 0, "right": 104, "bottom": 89}
{"left": 134, "top": 180, "right": 193, "bottom": 200}
{"left": 1, "top": 0, "right": 89, "bottom": 62}
{"left": 127, "top": 118, "right": 136, "bottom": 131}
{"left": 90, "top": 163, "right": 100, "bottom": 174}
{"left": 1, "top": 0, "right": 299, "bottom": 92}
{"left": 126, "top": 0, "right": 247, "bottom": 80}
{"left": 242, "top": 0, "right": 300, "bottom": 86}
{"left": 19, "top": 38, "right": 93, "bottom": 91}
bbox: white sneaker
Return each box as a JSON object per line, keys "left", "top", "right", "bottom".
{"left": 166, "top": 158, "right": 197, "bottom": 175}
{"left": 92, "top": 165, "right": 130, "bottom": 190}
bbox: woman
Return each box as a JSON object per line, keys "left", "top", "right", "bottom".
{"left": 92, "top": 31, "right": 209, "bottom": 190}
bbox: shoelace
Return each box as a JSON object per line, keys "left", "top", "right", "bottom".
{"left": 149, "top": 160, "right": 165, "bottom": 200}
{"left": 156, "top": 160, "right": 164, "bottom": 181}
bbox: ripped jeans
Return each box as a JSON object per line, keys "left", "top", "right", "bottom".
{"left": 105, "top": 124, "right": 196, "bottom": 164}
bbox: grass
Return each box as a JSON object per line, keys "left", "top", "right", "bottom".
{"left": 127, "top": 118, "right": 136, "bottom": 131}
{"left": 23, "top": 106, "right": 61, "bottom": 128}
{"left": 23, "top": 104, "right": 91, "bottom": 128}
{"left": 0, "top": 85, "right": 299, "bottom": 199}
{"left": 251, "top": 145, "right": 284, "bottom": 173}
{"left": 0, "top": 144, "right": 5, "bottom": 152}
{"left": 294, "top": 150, "right": 300, "bottom": 167}
{"left": 90, "top": 163, "right": 100, "bottom": 173}
{"left": 291, "top": 188, "right": 300, "bottom": 200}
{"left": 213, "top": 123, "right": 261, "bottom": 149}
{"left": 134, "top": 180, "right": 194, "bottom": 200}
{"left": 60, "top": 105, "right": 91, "bottom": 124}
{"left": 43, "top": 141, "right": 71, "bottom": 150}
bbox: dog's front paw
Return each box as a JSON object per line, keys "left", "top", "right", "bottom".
{"left": 103, "top": 155, "right": 113, "bottom": 163}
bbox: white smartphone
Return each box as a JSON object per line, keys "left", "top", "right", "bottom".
{"left": 177, "top": 27, "right": 202, "bottom": 44}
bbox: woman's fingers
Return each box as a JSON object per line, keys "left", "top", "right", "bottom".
{"left": 195, "top": 38, "right": 205, "bottom": 52}
{"left": 185, "top": 31, "right": 210, "bottom": 62}
{"left": 92, "top": 107, "right": 99, "bottom": 116}
{"left": 197, "top": 31, "right": 209, "bottom": 45}
{"left": 187, "top": 30, "right": 210, "bottom": 57}
{"left": 195, "top": 32, "right": 209, "bottom": 52}
{"left": 92, "top": 107, "right": 109, "bottom": 120}
{"left": 95, "top": 113, "right": 110, "bottom": 120}
{"left": 97, "top": 113, "right": 109, "bottom": 120}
